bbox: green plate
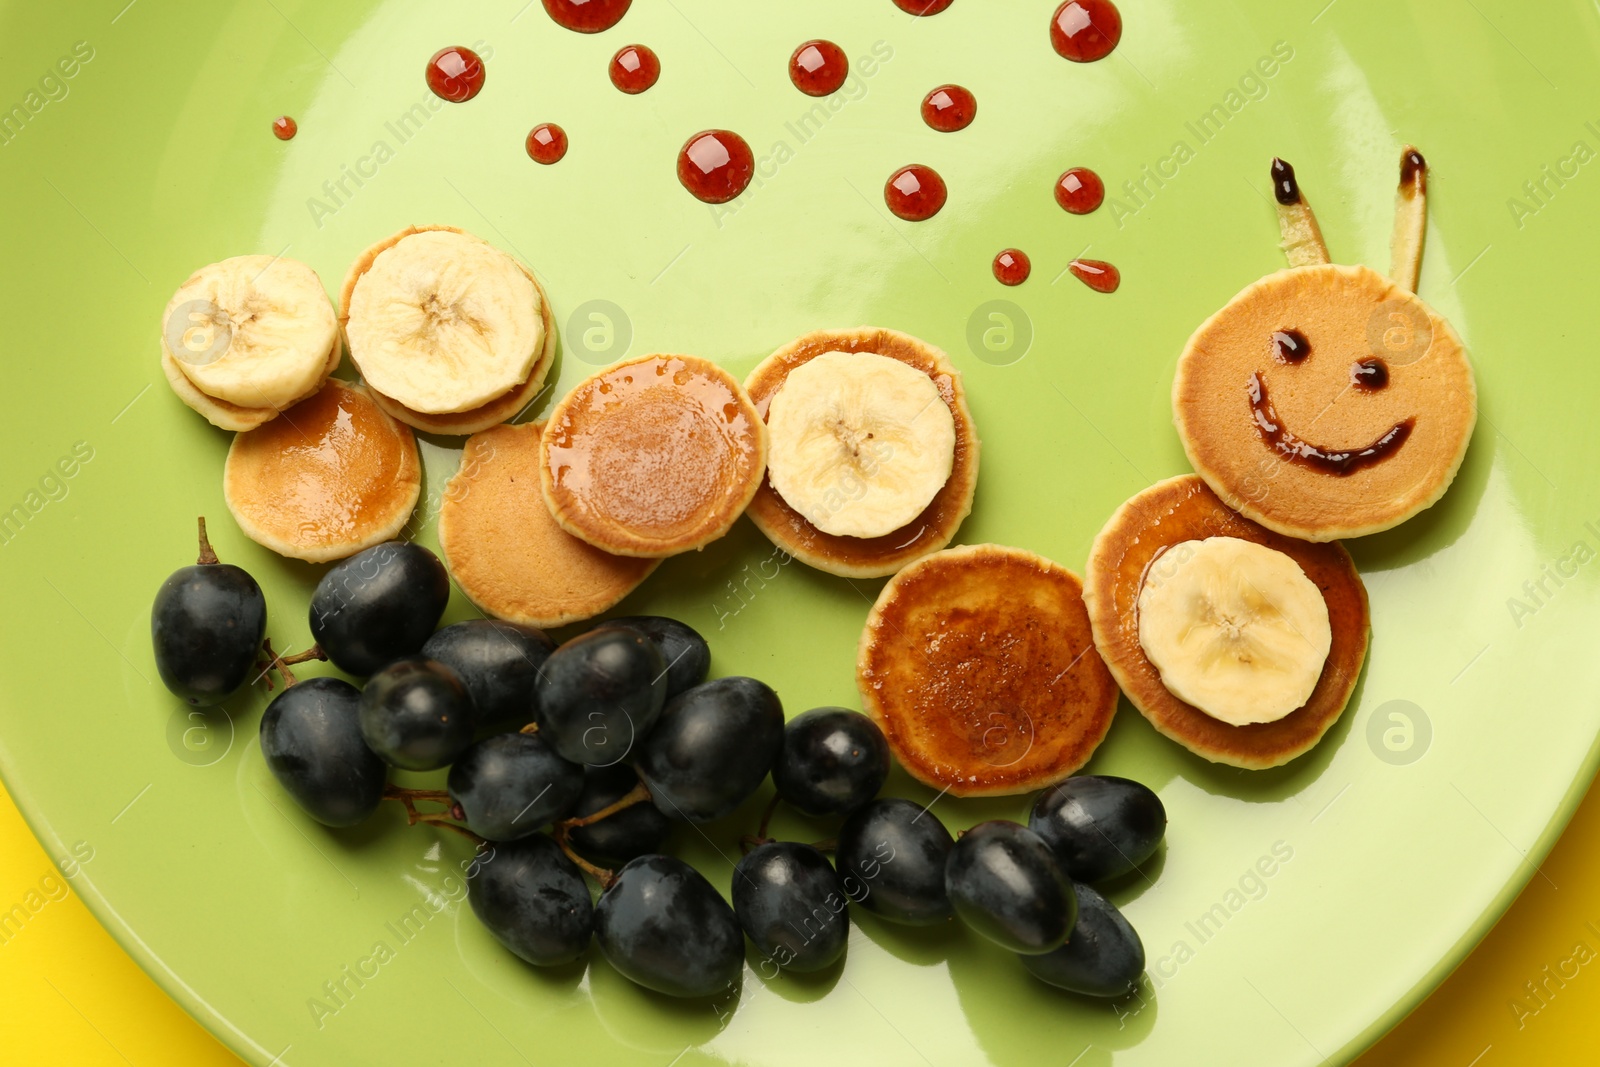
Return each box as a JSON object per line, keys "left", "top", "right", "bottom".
{"left": 3, "top": 1, "right": 1599, "bottom": 1064}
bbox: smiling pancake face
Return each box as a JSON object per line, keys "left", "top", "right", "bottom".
{"left": 1174, "top": 263, "right": 1476, "bottom": 541}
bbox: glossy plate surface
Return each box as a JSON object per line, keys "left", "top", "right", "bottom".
{"left": 2, "top": 2, "right": 1598, "bottom": 1065}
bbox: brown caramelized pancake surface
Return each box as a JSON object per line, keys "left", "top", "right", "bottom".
{"left": 223, "top": 379, "right": 420, "bottom": 562}
{"left": 857, "top": 544, "right": 1119, "bottom": 797}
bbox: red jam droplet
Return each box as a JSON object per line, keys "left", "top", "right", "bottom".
{"left": 993, "top": 250, "right": 1031, "bottom": 286}
{"left": 1069, "top": 258, "right": 1120, "bottom": 293}
{"left": 885, "top": 165, "right": 947, "bottom": 222}
{"left": 1050, "top": 0, "right": 1122, "bottom": 62}
{"left": 543, "top": 0, "right": 632, "bottom": 32}
{"left": 790, "top": 40, "right": 849, "bottom": 97}
{"left": 426, "top": 46, "right": 486, "bottom": 103}
{"left": 526, "top": 123, "right": 568, "bottom": 164}
{"left": 609, "top": 45, "right": 660, "bottom": 94}
{"left": 271, "top": 115, "right": 297, "bottom": 141}
{"left": 677, "top": 130, "right": 755, "bottom": 204}
{"left": 922, "top": 85, "right": 976, "bottom": 132}
{"left": 894, "top": 0, "right": 954, "bottom": 13}
{"left": 1055, "top": 167, "right": 1104, "bottom": 214}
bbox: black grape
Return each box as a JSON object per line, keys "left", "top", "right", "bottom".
{"left": 151, "top": 519, "right": 266, "bottom": 706}
{"left": 535, "top": 628, "right": 665, "bottom": 766}
{"left": 835, "top": 797, "right": 954, "bottom": 926}
{"left": 448, "top": 733, "right": 583, "bottom": 841}
{"left": 771, "top": 707, "right": 889, "bottom": 816}
{"left": 422, "top": 620, "right": 554, "bottom": 731}
{"left": 309, "top": 542, "right": 449, "bottom": 676}
{"left": 1029, "top": 776, "right": 1167, "bottom": 883}
{"left": 259, "top": 677, "right": 386, "bottom": 826}
{"left": 945, "top": 820, "right": 1075, "bottom": 954}
{"left": 1020, "top": 881, "right": 1145, "bottom": 997}
{"left": 594, "top": 854, "right": 744, "bottom": 998}
{"left": 733, "top": 842, "right": 849, "bottom": 974}
{"left": 636, "top": 677, "right": 784, "bottom": 823}
{"left": 358, "top": 658, "right": 475, "bottom": 770}
{"left": 605, "top": 616, "right": 710, "bottom": 698}
{"left": 467, "top": 835, "right": 593, "bottom": 967}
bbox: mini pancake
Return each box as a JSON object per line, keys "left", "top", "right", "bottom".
{"left": 223, "top": 379, "right": 421, "bottom": 563}
{"left": 364, "top": 285, "right": 558, "bottom": 436}
{"left": 857, "top": 544, "right": 1120, "bottom": 797}
{"left": 162, "top": 331, "right": 341, "bottom": 432}
{"left": 744, "top": 328, "right": 979, "bottom": 579}
{"left": 1174, "top": 263, "right": 1475, "bottom": 541}
{"left": 1083, "top": 474, "right": 1369, "bottom": 769}
{"left": 540, "top": 355, "right": 767, "bottom": 558}
{"left": 440, "top": 422, "right": 659, "bottom": 627}
{"left": 340, "top": 224, "right": 545, "bottom": 415}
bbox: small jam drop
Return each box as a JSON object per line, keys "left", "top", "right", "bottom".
{"left": 426, "top": 46, "right": 486, "bottom": 103}
{"left": 271, "top": 116, "right": 297, "bottom": 141}
{"left": 678, "top": 130, "right": 755, "bottom": 204}
{"left": 1270, "top": 329, "right": 1310, "bottom": 364}
{"left": 1050, "top": 0, "right": 1122, "bottom": 63}
{"left": 790, "top": 40, "right": 849, "bottom": 97}
{"left": 609, "top": 45, "right": 660, "bottom": 94}
{"left": 543, "top": 0, "right": 632, "bottom": 32}
{"left": 526, "top": 123, "right": 568, "bottom": 164}
{"left": 993, "top": 250, "right": 1031, "bottom": 286}
{"left": 922, "top": 85, "right": 976, "bottom": 132}
{"left": 1055, "top": 167, "right": 1104, "bottom": 214}
{"left": 1351, "top": 358, "right": 1389, "bottom": 389}
{"left": 885, "top": 164, "right": 947, "bottom": 222}
{"left": 894, "top": 0, "right": 954, "bottom": 13}
{"left": 1069, "top": 258, "right": 1120, "bottom": 293}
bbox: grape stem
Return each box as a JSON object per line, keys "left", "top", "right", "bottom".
{"left": 255, "top": 639, "right": 329, "bottom": 691}
{"left": 195, "top": 516, "right": 219, "bottom": 566}
{"left": 555, "top": 781, "right": 651, "bottom": 831}
{"left": 739, "top": 793, "right": 782, "bottom": 855}
{"left": 382, "top": 785, "right": 482, "bottom": 843}
{"left": 552, "top": 825, "right": 616, "bottom": 889}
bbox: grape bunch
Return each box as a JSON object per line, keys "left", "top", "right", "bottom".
{"left": 153, "top": 528, "right": 1167, "bottom": 1004}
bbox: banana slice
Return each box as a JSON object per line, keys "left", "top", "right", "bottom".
{"left": 161, "top": 255, "right": 337, "bottom": 410}
{"left": 765, "top": 351, "right": 956, "bottom": 539}
{"left": 1136, "top": 536, "right": 1332, "bottom": 726}
{"left": 343, "top": 227, "right": 543, "bottom": 415}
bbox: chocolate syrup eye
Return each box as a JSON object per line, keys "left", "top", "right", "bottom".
{"left": 1270, "top": 329, "right": 1310, "bottom": 364}
{"left": 1351, "top": 358, "right": 1389, "bottom": 390}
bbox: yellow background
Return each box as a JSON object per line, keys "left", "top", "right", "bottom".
{"left": 0, "top": 775, "right": 1588, "bottom": 1065}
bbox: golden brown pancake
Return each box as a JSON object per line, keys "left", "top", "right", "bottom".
{"left": 540, "top": 355, "right": 767, "bottom": 558}
{"left": 364, "top": 287, "right": 557, "bottom": 436}
{"left": 163, "top": 333, "right": 341, "bottom": 432}
{"left": 339, "top": 223, "right": 546, "bottom": 418}
{"left": 744, "top": 328, "right": 979, "bottom": 579}
{"left": 1083, "top": 475, "right": 1369, "bottom": 769}
{"left": 1174, "top": 264, "right": 1475, "bottom": 541}
{"left": 223, "top": 379, "right": 421, "bottom": 562}
{"left": 857, "top": 544, "right": 1120, "bottom": 797}
{"left": 440, "top": 423, "right": 659, "bottom": 626}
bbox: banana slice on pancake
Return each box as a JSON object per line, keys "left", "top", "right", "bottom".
{"left": 160, "top": 254, "right": 339, "bottom": 424}
{"left": 341, "top": 225, "right": 545, "bottom": 416}
{"left": 440, "top": 422, "right": 659, "bottom": 627}
{"left": 745, "top": 328, "right": 979, "bottom": 579}
{"left": 766, "top": 351, "right": 957, "bottom": 539}
{"left": 223, "top": 379, "right": 421, "bottom": 562}
{"left": 1084, "top": 475, "right": 1369, "bottom": 769}
{"left": 857, "top": 544, "right": 1120, "bottom": 797}
{"left": 1137, "top": 536, "right": 1332, "bottom": 726}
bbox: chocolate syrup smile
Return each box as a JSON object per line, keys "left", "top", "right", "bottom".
{"left": 1247, "top": 372, "right": 1413, "bottom": 476}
